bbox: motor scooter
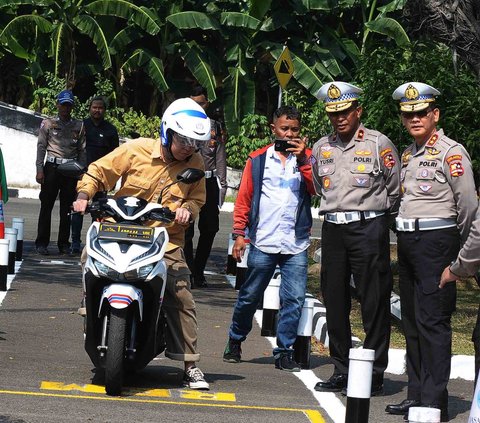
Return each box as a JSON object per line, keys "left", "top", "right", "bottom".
{"left": 58, "top": 162, "right": 204, "bottom": 395}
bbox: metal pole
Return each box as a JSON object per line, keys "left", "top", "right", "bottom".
{"left": 345, "top": 348, "right": 375, "bottom": 423}
{"left": 235, "top": 239, "right": 250, "bottom": 290}
{"left": 12, "top": 217, "right": 24, "bottom": 260}
{"left": 4, "top": 228, "right": 17, "bottom": 275}
{"left": 261, "top": 275, "right": 281, "bottom": 337}
{"left": 294, "top": 294, "right": 315, "bottom": 369}
{"left": 408, "top": 407, "right": 440, "bottom": 422}
{"left": 278, "top": 86, "right": 282, "bottom": 108}
{"left": 0, "top": 239, "right": 9, "bottom": 291}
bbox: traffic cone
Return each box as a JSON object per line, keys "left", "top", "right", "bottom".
{"left": 468, "top": 373, "right": 480, "bottom": 422}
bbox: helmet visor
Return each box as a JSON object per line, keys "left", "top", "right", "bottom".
{"left": 173, "top": 132, "right": 202, "bottom": 149}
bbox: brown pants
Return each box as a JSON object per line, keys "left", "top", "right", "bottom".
{"left": 163, "top": 247, "right": 199, "bottom": 362}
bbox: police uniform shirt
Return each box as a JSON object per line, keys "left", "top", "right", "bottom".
{"left": 36, "top": 117, "right": 86, "bottom": 172}
{"left": 311, "top": 124, "right": 400, "bottom": 213}
{"left": 84, "top": 117, "right": 119, "bottom": 165}
{"left": 197, "top": 118, "right": 227, "bottom": 205}
{"left": 398, "top": 129, "right": 477, "bottom": 242}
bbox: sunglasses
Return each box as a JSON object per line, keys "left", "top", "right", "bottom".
{"left": 173, "top": 133, "right": 201, "bottom": 148}
{"left": 401, "top": 108, "right": 433, "bottom": 119}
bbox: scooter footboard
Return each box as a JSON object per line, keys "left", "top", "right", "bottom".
{"left": 100, "top": 283, "right": 144, "bottom": 320}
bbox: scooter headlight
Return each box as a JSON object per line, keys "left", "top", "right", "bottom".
{"left": 93, "top": 259, "right": 120, "bottom": 280}
{"left": 124, "top": 264, "right": 154, "bottom": 281}
{"left": 138, "top": 264, "right": 154, "bottom": 279}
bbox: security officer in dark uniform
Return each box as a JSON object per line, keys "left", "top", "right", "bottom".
{"left": 312, "top": 81, "right": 400, "bottom": 395}
{"left": 35, "top": 89, "right": 86, "bottom": 255}
{"left": 70, "top": 96, "right": 119, "bottom": 253}
{"left": 386, "top": 82, "right": 477, "bottom": 421}
{"left": 184, "top": 87, "right": 227, "bottom": 288}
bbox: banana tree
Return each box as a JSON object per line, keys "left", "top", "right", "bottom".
{"left": 0, "top": 0, "right": 160, "bottom": 88}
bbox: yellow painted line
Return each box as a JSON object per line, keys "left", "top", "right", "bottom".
{"left": 0, "top": 389, "right": 325, "bottom": 423}
{"left": 40, "top": 381, "right": 235, "bottom": 402}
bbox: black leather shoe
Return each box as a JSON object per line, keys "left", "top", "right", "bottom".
{"left": 386, "top": 399, "right": 421, "bottom": 415}
{"left": 314, "top": 374, "right": 347, "bottom": 392}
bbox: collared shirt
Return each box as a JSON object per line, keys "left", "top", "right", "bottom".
{"left": 84, "top": 117, "right": 119, "bottom": 165}
{"left": 254, "top": 146, "right": 309, "bottom": 254}
{"left": 398, "top": 128, "right": 477, "bottom": 242}
{"left": 76, "top": 137, "right": 206, "bottom": 251}
{"left": 311, "top": 124, "right": 400, "bottom": 214}
{"left": 450, "top": 204, "right": 480, "bottom": 277}
{"left": 36, "top": 116, "right": 86, "bottom": 172}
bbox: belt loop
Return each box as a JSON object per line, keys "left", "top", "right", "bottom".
{"left": 414, "top": 218, "right": 420, "bottom": 240}
{"left": 360, "top": 211, "right": 366, "bottom": 225}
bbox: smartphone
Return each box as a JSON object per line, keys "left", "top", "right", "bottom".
{"left": 274, "top": 139, "right": 290, "bottom": 152}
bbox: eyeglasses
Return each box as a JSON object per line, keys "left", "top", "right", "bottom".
{"left": 173, "top": 133, "right": 201, "bottom": 149}
{"left": 401, "top": 109, "right": 433, "bottom": 119}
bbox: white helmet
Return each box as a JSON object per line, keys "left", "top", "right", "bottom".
{"left": 160, "top": 98, "right": 211, "bottom": 147}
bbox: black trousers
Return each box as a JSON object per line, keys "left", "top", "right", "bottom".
{"left": 35, "top": 162, "right": 78, "bottom": 250}
{"left": 321, "top": 215, "right": 392, "bottom": 384}
{"left": 398, "top": 227, "right": 459, "bottom": 409}
{"left": 184, "top": 177, "right": 220, "bottom": 277}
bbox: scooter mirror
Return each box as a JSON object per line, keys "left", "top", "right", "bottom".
{"left": 57, "top": 160, "right": 107, "bottom": 194}
{"left": 176, "top": 168, "right": 205, "bottom": 185}
{"left": 56, "top": 161, "right": 87, "bottom": 179}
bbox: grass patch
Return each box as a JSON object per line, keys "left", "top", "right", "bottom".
{"left": 307, "top": 247, "right": 479, "bottom": 356}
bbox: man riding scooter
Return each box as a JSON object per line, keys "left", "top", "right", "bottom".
{"left": 72, "top": 98, "right": 211, "bottom": 390}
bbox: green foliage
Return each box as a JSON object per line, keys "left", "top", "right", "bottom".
{"left": 357, "top": 41, "right": 480, "bottom": 176}
{"left": 29, "top": 72, "right": 161, "bottom": 138}
{"left": 225, "top": 113, "right": 270, "bottom": 168}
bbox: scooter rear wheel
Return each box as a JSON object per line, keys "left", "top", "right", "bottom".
{"left": 105, "top": 308, "right": 127, "bottom": 396}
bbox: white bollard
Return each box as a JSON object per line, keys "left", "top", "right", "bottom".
{"left": 345, "top": 348, "right": 375, "bottom": 423}
{"left": 4, "top": 228, "right": 17, "bottom": 274}
{"left": 294, "top": 295, "right": 315, "bottom": 369}
{"left": 468, "top": 373, "right": 480, "bottom": 422}
{"left": 0, "top": 239, "right": 9, "bottom": 291}
{"left": 226, "top": 235, "right": 237, "bottom": 275}
{"left": 12, "top": 217, "right": 24, "bottom": 261}
{"left": 261, "top": 276, "right": 281, "bottom": 337}
{"left": 235, "top": 239, "right": 250, "bottom": 290}
{"left": 408, "top": 407, "right": 440, "bottom": 422}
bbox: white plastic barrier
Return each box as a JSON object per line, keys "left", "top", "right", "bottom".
{"left": 345, "top": 348, "right": 375, "bottom": 423}
{"left": 261, "top": 276, "right": 281, "bottom": 337}
{"left": 4, "top": 228, "right": 17, "bottom": 274}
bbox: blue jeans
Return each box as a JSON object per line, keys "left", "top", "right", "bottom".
{"left": 228, "top": 245, "right": 308, "bottom": 356}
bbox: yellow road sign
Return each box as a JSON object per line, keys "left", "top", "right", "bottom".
{"left": 274, "top": 47, "right": 294, "bottom": 89}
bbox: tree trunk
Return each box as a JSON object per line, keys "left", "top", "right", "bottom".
{"left": 405, "top": 0, "right": 480, "bottom": 77}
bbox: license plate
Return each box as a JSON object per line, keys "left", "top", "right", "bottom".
{"left": 98, "top": 223, "right": 154, "bottom": 243}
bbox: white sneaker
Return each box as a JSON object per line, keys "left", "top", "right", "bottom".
{"left": 183, "top": 366, "right": 209, "bottom": 390}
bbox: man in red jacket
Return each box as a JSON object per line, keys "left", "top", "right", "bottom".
{"left": 222, "top": 106, "right": 315, "bottom": 371}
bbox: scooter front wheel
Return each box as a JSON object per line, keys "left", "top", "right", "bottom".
{"left": 105, "top": 308, "right": 127, "bottom": 396}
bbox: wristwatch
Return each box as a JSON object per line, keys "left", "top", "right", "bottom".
{"left": 231, "top": 233, "right": 244, "bottom": 240}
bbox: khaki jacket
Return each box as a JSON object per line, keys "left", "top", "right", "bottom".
{"left": 76, "top": 137, "right": 206, "bottom": 251}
